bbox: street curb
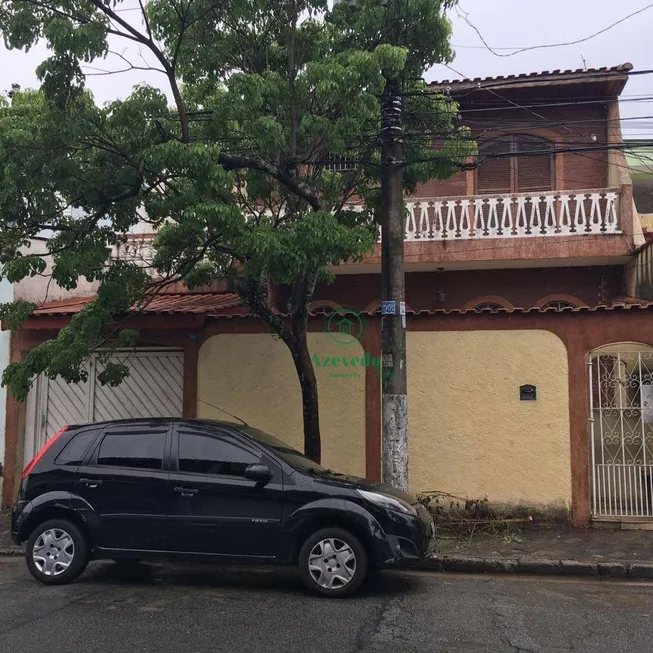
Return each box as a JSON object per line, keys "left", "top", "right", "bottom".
{"left": 0, "top": 548, "right": 23, "bottom": 556}
{"left": 2, "top": 547, "right": 652, "bottom": 577}
{"left": 419, "top": 554, "right": 653, "bottom": 579}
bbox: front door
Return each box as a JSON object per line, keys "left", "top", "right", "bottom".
{"left": 167, "top": 424, "right": 283, "bottom": 558}
{"left": 590, "top": 348, "right": 653, "bottom": 518}
{"left": 74, "top": 423, "right": 171, "bottom": 551}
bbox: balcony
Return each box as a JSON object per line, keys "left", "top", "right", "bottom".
{"left": 403, "top": 189, "right": 620, "bottom": 242}
{"left": 338, "top": 186, "right": 639, "bottom": 273}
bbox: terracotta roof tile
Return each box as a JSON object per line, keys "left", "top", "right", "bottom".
{"left": 33, "top": 292, "right": 244, "bottom": 316}
{"left": 430, "top": 63, "right": 633, "bottom": 88}
{"left": 357, "top": 301, "right": 653, "bottom": 317}
{"left": 29, "top": 292, "right": 653, "bottom": 320}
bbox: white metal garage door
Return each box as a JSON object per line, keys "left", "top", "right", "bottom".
{"left": 25, "top": 349, "right": 184, "bottom": 459}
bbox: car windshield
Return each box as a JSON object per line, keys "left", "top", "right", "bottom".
{"left": 241, "top": 426, "right": 330, "bottom": 473}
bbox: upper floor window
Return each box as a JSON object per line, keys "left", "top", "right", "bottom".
{"left": 477, "top": 135, "right": 554, "bottom": 195}
{"left": 321, "top": 153, "right": 356, "bottom": 173}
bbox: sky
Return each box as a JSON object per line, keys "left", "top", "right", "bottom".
{"left": 0, "top": 0, "right": 652, "bottom": 137}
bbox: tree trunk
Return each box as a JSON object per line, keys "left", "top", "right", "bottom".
{"left": 289, "top": 324, "right": 321, "bottom": 463}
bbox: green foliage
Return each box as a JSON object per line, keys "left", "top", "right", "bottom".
{"left": 0, "top": 0, "right": 471, "bottom": 398}
{"left": 0, "top": 300, "right": 38, "bottom": 331}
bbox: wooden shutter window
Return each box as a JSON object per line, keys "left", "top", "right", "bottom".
{"left": 476, "top": 135, "right": 554, "bottom": 194}
{"left": 477, "top": 137, "right": 511, "bottom": 194}
{"left": 515, "top": 136, "right": 553, "bottom": 192}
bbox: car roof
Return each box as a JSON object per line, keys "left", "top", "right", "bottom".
{"left": 67, "top": 418, "right": 247, "bottom": 430}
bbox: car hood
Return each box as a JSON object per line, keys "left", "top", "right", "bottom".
{"left": 310, "top": 471, "right": 420, "bottom": 505}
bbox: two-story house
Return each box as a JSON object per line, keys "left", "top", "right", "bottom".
{"left": 3, "top": 63, "right": 652, "bottom": 529}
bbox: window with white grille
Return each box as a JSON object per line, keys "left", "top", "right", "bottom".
{"left": 542, "top": 300, "right": 576, "bottom": 310}
{"left": 473, "top": 302, "right": 504, "bottom": 312}
{"left": 321, "top": 153, "right": 357, "bottom": 172}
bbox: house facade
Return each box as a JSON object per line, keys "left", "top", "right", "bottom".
{"left": 3, "top": 63, "right": 653, "bottom": 528}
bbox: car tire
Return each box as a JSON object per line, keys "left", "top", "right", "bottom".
{"left": 298, "top": 527, "right": 368, "bottom": 598}
{"left": 25, "top": 518, "right": 89, "bottom": 586}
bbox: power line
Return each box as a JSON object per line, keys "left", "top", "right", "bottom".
{"left": 404, "top": 96, "right": 653, "bottom": 112}
{"left": 453, "top": 2, "right": 653, "bottom": 58}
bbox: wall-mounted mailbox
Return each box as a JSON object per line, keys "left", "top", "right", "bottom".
{"left": 520, "top": 384, "right": 537, "bottom": 401}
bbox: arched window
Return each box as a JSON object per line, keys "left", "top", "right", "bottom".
{"left": 477, "top": 135, "right": 554, "bottom": 195}
{"left": 473, "top": 302, "right": 504, "bottom": 313}
{"left": 464, "top": 296, "right": 515, "bottom": 313}
{"left": 541, "top": 300, "right": 576, "bottom": 311}
{"left": 535, "top": 295, "right": 587, "bottom": 311}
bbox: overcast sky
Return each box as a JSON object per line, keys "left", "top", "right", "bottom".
{"left": 0, "top": 0, "right": 651, "bottom": 136}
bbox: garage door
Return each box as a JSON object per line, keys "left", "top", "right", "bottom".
{"left": 25, "top": 349, "right": 184, "bottom": 458}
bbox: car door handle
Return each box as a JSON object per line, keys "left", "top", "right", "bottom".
{"left": 174, "top": 487, "right": 198, "bottom": 497}
{"left": 79, "top": 478, "right": 103, "bottom": 488}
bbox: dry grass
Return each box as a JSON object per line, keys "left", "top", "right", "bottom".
{"left": 417, "top": 491, "right": 570, "bottom": 542}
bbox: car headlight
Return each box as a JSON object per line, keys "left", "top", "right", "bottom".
{"left": 358, "top": 490, "right": 418, "bottom": 516}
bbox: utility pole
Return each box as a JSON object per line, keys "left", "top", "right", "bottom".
{"left": 380, "top": 0, "right": 408, "bottom": 491}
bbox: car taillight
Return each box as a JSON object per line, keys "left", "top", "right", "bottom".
{"left": 21, "top": 425, "right": 69, "bottom": 479}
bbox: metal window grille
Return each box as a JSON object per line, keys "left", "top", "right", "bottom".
{"left": 590, "top": 350, "right": 653, "bottom": 518}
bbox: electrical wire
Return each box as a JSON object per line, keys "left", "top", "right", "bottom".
{"left": 453, "top": 2, "right": 653, "bottom": 58}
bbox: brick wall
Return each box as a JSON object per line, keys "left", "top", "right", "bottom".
{"left": 411, "top": 101, "right": 610, "bottom": 199}
{"left": 303, "top": 266, "right": 624, "bottom": 313}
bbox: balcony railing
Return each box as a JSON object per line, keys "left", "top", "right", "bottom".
{"left": 403, "top": 189, "right": 620, "bottom": 241}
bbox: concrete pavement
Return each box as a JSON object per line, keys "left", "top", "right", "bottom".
{"left": 1, "top": 557, "right": 653, "bottom": 652}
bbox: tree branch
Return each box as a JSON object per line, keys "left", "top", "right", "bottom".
{"left": 218, "top": 154, "right": 321, "bottom": 211}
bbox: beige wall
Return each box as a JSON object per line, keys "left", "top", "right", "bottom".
{"left": 198, "top": 333, "right": 366, "bottom": 477}
{"left": 14, "top": 239, "right": 99, "bottom": 303}
{"left": 407, "top": 330, "right": 571, "bottom": 505}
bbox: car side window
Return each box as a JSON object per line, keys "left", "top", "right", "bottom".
{"left": 178, "top": 431, "right": 259, "bottom": 477}
{"left": 55, "top": 429, "right": 100, "bottom": 466}
{"left": 96, "top": 429, "right": 166, "bottom": 470}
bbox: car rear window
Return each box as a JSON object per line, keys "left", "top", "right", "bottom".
{"left": 54, "top": 429, "right": 99, "bottom": 466}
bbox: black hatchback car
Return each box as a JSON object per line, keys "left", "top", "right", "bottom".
{"left": 12, "top": 419, "right": 434, "bottom": 597}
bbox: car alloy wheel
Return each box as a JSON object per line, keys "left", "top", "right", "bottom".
{"left": 32, "top": 528, "right": 75, "bottom": 577}
{"left": 26, "top": 518, "right": 90, "bottom": 585}
{"left": 308, "top": 537, "right": 357, "bottom": 590}
{"left": 299, "top": 527, "right": 368, "bottom": 597}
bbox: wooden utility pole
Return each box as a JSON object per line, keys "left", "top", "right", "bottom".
{"left": 380, "top": 0, "right": 408, "bottom": 490}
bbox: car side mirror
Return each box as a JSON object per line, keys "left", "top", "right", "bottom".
{"left": 244, "top": 464, "right": 272, "bottom": 485}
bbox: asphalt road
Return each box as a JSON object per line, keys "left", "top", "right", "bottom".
{"left": 1, "top": 557, "right": 653, "bottom": 653}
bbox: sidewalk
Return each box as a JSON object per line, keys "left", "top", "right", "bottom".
{"left": 0, "top": 510, "right": 21, "bottom": 555}
{"left": 423, "top": 526, "right": 653, "bottom": 578}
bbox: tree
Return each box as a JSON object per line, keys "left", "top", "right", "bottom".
{"left": 0, "top": 0, "right": 471, "bottom": 463}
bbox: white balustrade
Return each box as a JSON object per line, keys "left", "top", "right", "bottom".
{"left": 112, "top": 236, "right": 155, "bottom": 266}
{"left": 402, "top": 189, "right": 620, "bottom": 241}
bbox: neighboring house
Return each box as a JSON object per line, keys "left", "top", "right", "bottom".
{"left": 4, "top": 63, "right": 653, "bottom": 530}
{"left": 625, "top": 143, "right": 653, "bottom": 229}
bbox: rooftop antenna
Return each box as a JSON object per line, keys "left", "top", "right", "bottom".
{"left": 581, "top": 55, "right": 587, "bottom": 71}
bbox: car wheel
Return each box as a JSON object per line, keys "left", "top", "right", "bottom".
{"left": 25, "top": 519, "right": 89, "bottom": 586}
{"left": 298, "top": 527, "right": 368, "bottom": 598}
